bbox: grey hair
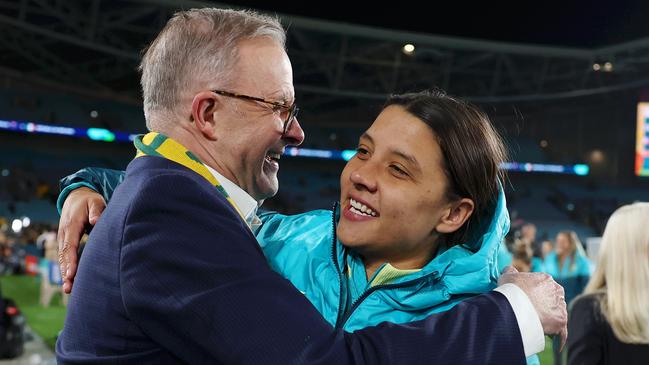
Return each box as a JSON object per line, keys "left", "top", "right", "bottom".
{"left": 139, "top": 8, "right": 286, "bottom": 131}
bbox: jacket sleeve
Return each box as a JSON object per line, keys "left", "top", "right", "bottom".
{"left": 567, "top": 295, "right": 604, "bottom": 365}
{"left": 57, "top": 167, "right": 126, "bottom": 213}
{"left": 120, "top": 172, "right": 527, "bottom": 365}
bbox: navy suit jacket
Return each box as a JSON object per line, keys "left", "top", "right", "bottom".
{"left": 56, "top": 156, "right": 526, "bottom": 364}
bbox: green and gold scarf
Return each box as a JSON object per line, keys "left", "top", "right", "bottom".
{"left": 134, "top": 132, "right": 247, "bottom": 224}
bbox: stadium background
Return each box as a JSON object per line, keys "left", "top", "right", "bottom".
{"left": 1, "top": 0, "right": 649, "bottom": 363}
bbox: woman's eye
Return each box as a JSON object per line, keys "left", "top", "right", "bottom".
{"left": 390, "top": 165, "right": 408, "bottom": 176}
{"left": 354, "top": 147, "right": 370, "bottom": 160}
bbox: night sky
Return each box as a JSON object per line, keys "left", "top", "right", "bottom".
{"left": 216, "top": 0, "right": 649, "bottom": 48}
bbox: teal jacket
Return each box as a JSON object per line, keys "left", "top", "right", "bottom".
{"left": 544, "top": 251, "right": 591, "bottom": 304}
{"left": 59, "top": 168, "right": 539, "bottom": 363}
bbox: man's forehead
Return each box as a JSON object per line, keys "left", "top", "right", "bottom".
{"left": 226, "top": 72, "right": 294, "bottom": 101}
{"left": 233, "top": 40, "right": 294, "bottom": 98}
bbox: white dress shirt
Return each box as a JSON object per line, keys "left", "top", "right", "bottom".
{"left": 204, "top": 165, "right": 261, "bottom": 231}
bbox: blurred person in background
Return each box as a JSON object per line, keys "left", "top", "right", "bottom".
{"left": 568, "top": 202, "right": 649, "bottom": 364}
{"left": 498, "top": 227, "right": 544, "bottom": 274}
{"left": 41, "top": 226, "right": 58, "bottom": 262}
{"left": 36, "top": 225, "right": 56, "bottom": 257}
{"left": 519, "top": 223, "right": 545, "bottom": 272}
{"left": 39, "top": 224, "right": 66, "bottom": 307}
{"left": 511, "top": 240, "right": 534, "bottom": 273}
{"left": 541, "top": 239, "right": 554, "bottom": 260}
{"left": 545, "top": 230, "right": 591, "bottom": 300}
{"left": 0, "top": 230, "right": 24, "bottom": 276}
{"left": 520, "top": 223, "right": 537, "bottom": 247}
{"left": 545, "top": 230, "right": 592, "bottom": 365}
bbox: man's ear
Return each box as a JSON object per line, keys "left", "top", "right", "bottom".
{"left": 435, "top": 198, "right": 475, "bottom": 234}
{"left": 190, "top": 91, "right": 220, "bottom": 141}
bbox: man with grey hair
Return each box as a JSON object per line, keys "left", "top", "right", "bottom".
{"left": 56, "top": 8, "right": 566, "bottom": 364}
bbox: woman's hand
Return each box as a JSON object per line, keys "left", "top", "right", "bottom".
{"left": 57, "top": 187, "right": 106, "bottom": 293}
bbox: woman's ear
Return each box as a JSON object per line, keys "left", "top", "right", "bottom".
{"left": 191, "top": 91, "right": 220, "bottom": 141}
{"left": 435, "top": 198, "right": 475, "bottom": 234}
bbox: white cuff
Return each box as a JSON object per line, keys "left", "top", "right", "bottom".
{"left": 494, "top": 283, "right": 545, "bottom": 357}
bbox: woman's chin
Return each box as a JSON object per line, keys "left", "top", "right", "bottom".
{"left": 337, "top": 226, "right": 371, "bottom": 249}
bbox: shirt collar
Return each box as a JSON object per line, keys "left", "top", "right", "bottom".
{"left": 204, "top": 165, "right": 259, "bottom": 225}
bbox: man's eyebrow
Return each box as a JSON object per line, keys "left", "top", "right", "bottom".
{"left": 269, "top": 90, "right": 294, "bottom": 105}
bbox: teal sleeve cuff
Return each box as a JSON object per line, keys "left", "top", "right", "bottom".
{"left": 56, "top": 182, "right": 99, "bottom": 215}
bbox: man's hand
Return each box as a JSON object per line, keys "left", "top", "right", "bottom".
{"left": 57, "top": 187, "right": 106, "bottom": 294}
{"left": 499, "top": 266, "right": 568, "bottom": 350}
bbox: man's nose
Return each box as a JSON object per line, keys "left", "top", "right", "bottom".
{"left": 282, "top": 117, "right": 305, "bottom": 146}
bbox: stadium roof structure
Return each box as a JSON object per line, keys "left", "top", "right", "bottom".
{"left": 2, "top": 0, "right": 649, "bottom": 125}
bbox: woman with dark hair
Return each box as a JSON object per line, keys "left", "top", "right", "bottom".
{"left": 58, "top": 90, "right": 540, "bottom": 363}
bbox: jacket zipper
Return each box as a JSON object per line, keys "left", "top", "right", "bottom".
{"left": 329, "top": 201, "right": 441, "bottom": 328}
{"left": 338, "top": 270, "right": 440, "bottom": 328}
{"left": 330, "top": 202, "right": 348, "bottom": 329}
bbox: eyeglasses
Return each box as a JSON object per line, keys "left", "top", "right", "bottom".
{"left": 212, "top": 90, "right": 299, "bottom": 136}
